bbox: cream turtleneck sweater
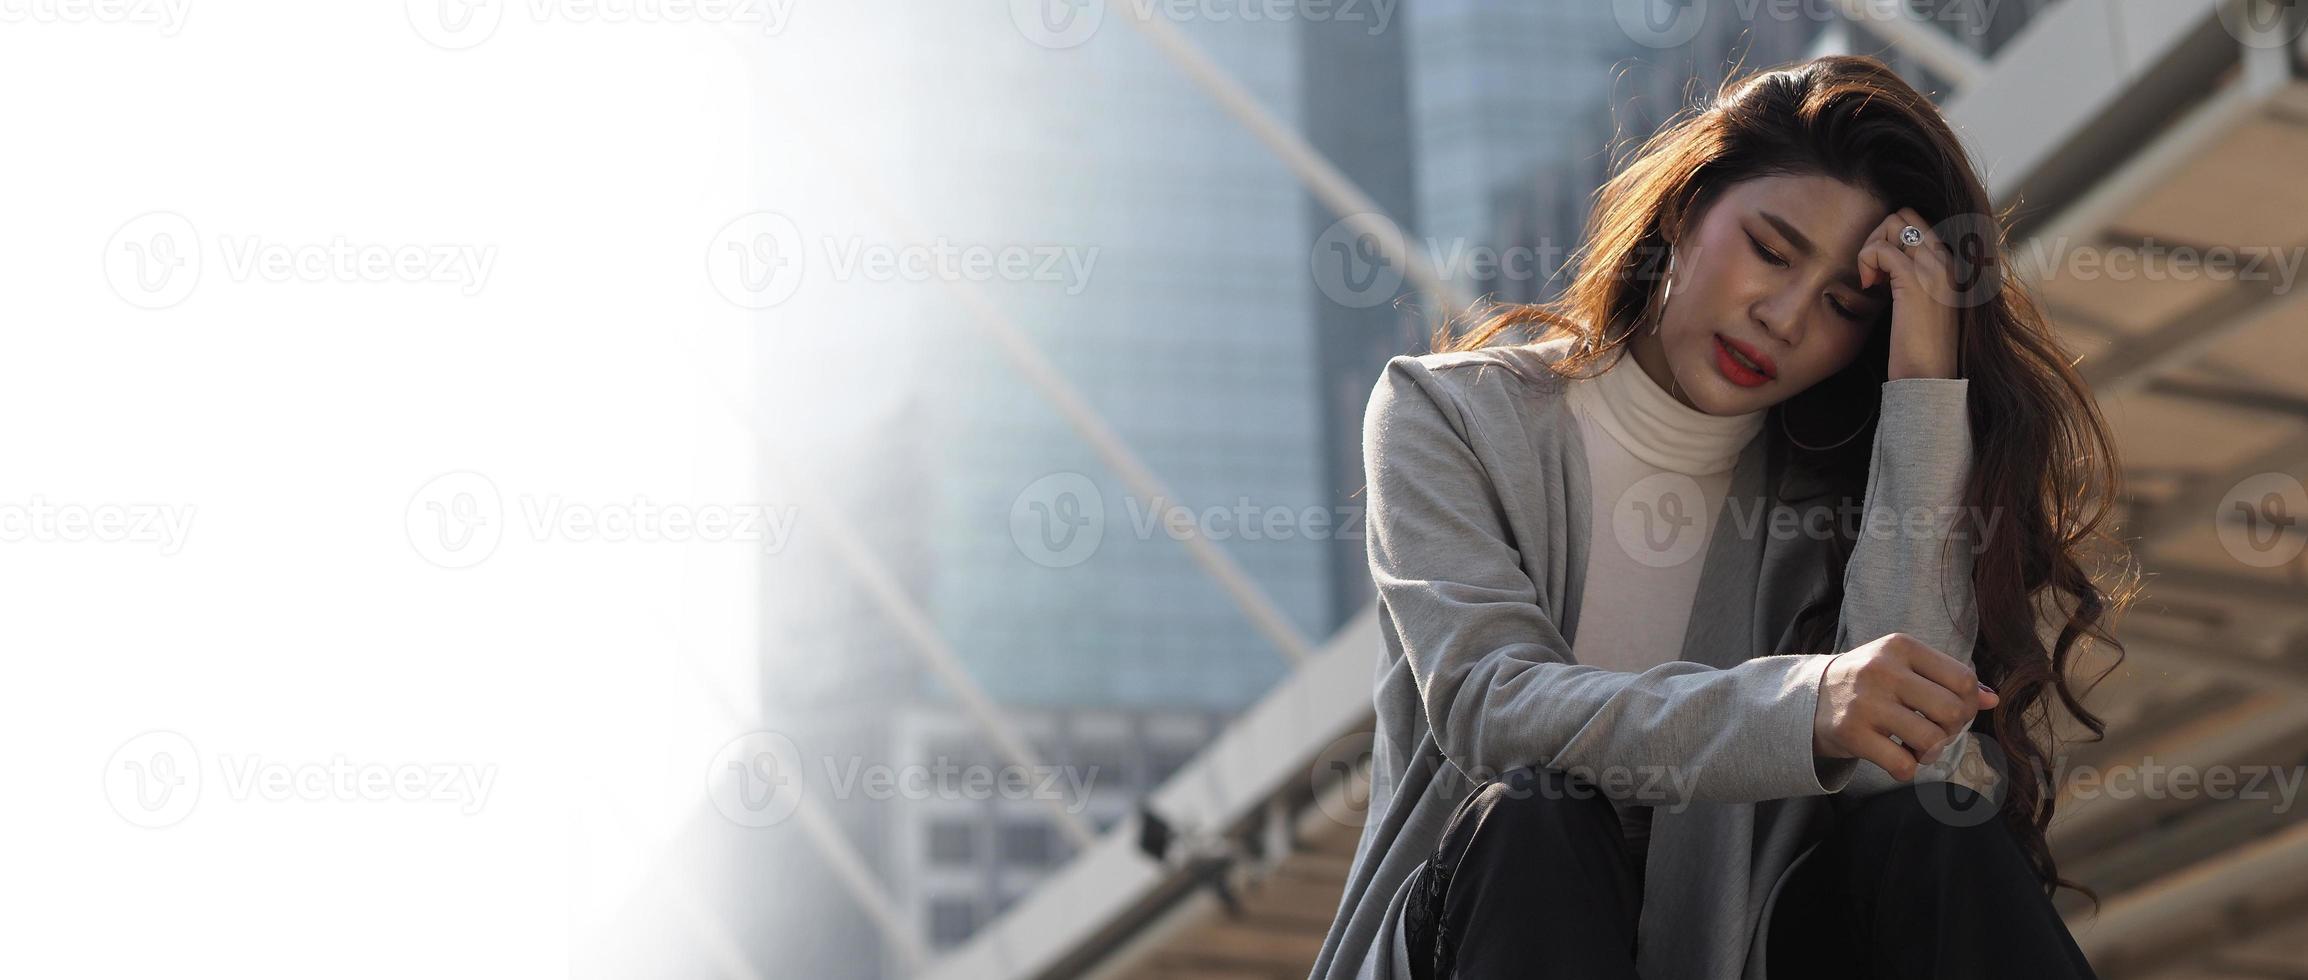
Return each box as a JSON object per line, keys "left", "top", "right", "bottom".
{"left": 1562, "top": 349, "right": 1766, "bottom": 880}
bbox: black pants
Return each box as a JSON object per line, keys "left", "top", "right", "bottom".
{"left": 1401, "top": 766, "right": 2100, "bottom": 979}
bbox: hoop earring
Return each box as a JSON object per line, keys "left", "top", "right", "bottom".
{"left": 1780, "top": 403, "right": 1876, "bottom": 452}
{"left": 1649, "top": 248, "right": 1676, "bottom": 336}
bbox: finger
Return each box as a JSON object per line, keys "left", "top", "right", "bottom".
{"left": 1897, "top": 671, "right": 1974, "bottom": 739}
{"left": 1891, "top": 212, "right": 1967, "bottom": 307}
{"left": 1895, "top": 208, "right": 1955, "bottom": 259}
{"left": 1877, "top": 703, "right": 1952, "bottom": 762}
{"left": 1851, "top": 727, "right": 1923, "bottom": 781}
{"left": 1869, "top": 211, "right": 1915, "bottom": 252}
{"left": 1894, "top": 210, "right": 1957, "bottom": 283}
{"left": 1856, "top": 238, "right": 1912, "bottom": 291}
{"left": 1901, "top": 641, "right": 1983, "bottom": 703}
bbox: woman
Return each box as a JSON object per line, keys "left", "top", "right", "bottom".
{"left": 1309, "top": 56, "right": 2136, "bottom": 980}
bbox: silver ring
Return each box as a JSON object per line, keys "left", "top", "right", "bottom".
{"left": 1900, "top": 225, "right": 1924, "bottom": 248}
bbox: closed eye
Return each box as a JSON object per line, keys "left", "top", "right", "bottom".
{"left": 1755, "top": 231, "right": 1870, "bottom": 322}
{"left": 1746, "top": 232, "right": 1787, "bottom": 267}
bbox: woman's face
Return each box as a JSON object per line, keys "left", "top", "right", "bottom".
{"left": 1629, "top": 173, "right": 1893, "bottom": 415}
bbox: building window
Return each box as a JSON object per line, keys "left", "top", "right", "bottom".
{"left": 1070, "top": 741, "right": 1130, "bottom": 793}
{"left": 927, "top": 820, "right": 976, "bottom": 866}
{"left": 1146, "top": 744, "right": 1198, "bottom": 786}
{"left": 999, "top": 821, "right": 1057, "bottom": 868}
{"left": 927, "top": 897, "right": 978, "bottom": 948}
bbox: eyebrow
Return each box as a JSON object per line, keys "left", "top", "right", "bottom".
{"left": 1759, "top": 209, "right": 1875, "bottom": 295}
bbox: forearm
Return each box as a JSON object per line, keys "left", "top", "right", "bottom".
{"left": 1816, "top": 377, "right": 1986, "bottom": 800}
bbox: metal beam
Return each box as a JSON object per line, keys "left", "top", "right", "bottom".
{"left": 2135, "top": 564, "right": 2308, "bottom": 621}
{"left": 734, "top": 394, "right": 1100, "bottom": 851}
{"left": 2116, "top": 628, "right": 2308, "bottom": 703}
{"left": 2050, "top": 691, "right": 2308, "bottom": 853}
{"left": 1831, "top": 0, "right": 1990, "bottom": 88}
{"left": 779, "top": 96, "right": 1317, "bottom": 668}
{"left": 1116, "top": 10, "right": 1473, "bottom": 323}
{"left": 681, "top": 334, "right": 1101, "bottom": 849}
{"left": 921, "top": 606, "right": 1383, "bottom": 980}
{"left": 2145, "top": 377, "right": 2308, "bottom": 423}
{"left": 2080, "top": 275, "right": 2308, "bottom": 400}
{"left": 2073, "top": 817, "right": 2308, "bottom": 964}
{"left": 1995, "top": 24, "right": 2299, "bottom": 399}
{"left": 2133, "top": 425, "right": 2308, "bottom": 553}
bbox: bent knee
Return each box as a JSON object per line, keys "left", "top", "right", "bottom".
{"left": 1841, "top": 779, "right": 2001, "bottom": 844}
{"left": 1460, "top": 767, "right": 1617, "bottom": 841}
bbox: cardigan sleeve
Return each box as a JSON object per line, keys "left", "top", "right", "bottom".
{"left": 1363, "top": 356, "right": 1847, "bottom": 807}
{"left": 1811, "top": 377, "right": 1994, "bottom": 805}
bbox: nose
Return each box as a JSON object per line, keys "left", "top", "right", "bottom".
{"left": 1753, "top": 287, "right": 1807, "bottom": 351}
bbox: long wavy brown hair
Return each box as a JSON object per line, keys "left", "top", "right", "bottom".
{"left": 1434, "top": 55, "right": 2142, "bottom": 910}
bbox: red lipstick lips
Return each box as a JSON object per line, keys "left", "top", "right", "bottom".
{"left": 1714, "top": 334, "right": 1776, "bottom": 388}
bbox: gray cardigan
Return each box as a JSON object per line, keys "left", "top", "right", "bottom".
{"left": 1310, "top": 337, "right": 1996, "bottom": 980}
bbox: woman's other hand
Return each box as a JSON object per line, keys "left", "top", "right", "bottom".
{"left": 1812, "top": 631, "right": 2000, "bottom": 781}
{"left": 1857, "top": 207, "right": 1965, "bottom": 381}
